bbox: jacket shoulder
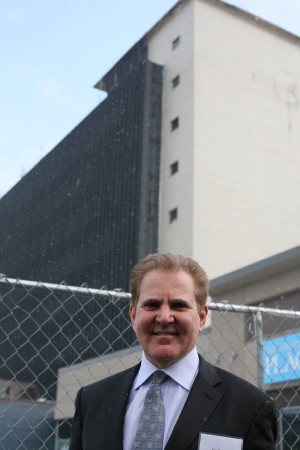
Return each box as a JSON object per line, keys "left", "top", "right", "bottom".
{"left": 200, "top": 356, "right": 273, "bottom": 404}
{"left": 218, "top": 366, "right": 268, "bottom": 396}
{"left": 81, "top": 363, "right": 139, "bottom": 396}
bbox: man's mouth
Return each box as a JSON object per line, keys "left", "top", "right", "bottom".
{"left": 152, "top": 332, "right": 178, "bottom": 335}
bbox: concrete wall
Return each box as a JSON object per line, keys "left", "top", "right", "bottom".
{"left": 148, "top": 0, "right": 300, "bottom": 279}
{"left": 193, "top": 0, "right": 300, "bottom": 278}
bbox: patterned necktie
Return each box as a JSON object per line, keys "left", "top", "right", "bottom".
{"left": 132, "top": 370, "right": 168, "bottom": 449}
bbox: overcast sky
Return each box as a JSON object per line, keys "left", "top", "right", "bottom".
{"left": 1, "top": 0, "right": 299, "bottom": 198}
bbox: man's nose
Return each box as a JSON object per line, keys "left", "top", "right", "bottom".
{"left": 156, "top": 305, "right": 174, "bottom": 323}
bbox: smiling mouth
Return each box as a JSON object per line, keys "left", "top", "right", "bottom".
{"left": 152, "top": 332, "right": 178, "bottom": 336}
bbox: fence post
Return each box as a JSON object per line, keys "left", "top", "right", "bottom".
{"left": 254, "top": 311, "right": 264, "bottom": 390}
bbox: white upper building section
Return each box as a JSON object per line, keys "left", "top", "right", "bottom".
{"left": 146, "top": 0, "right": 300, "bottom": 278}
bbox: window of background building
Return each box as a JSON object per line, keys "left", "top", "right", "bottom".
{"left": 170, "top": 161, "right": 179, "bottom": 175}
{"left": 169, "top": 207, "right": 178, "bottom": 222}
{"left": 172, "top": 75, "right": 180, "bottom": 89}
{"left": 171, "top": 117, "right": 179, "bottom": 131}
{"left": 172, "top": 36, "right": 180, "bottom": 50}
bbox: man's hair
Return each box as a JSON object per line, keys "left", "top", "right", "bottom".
{"left": 130, "top": 253, "right": 209, "bottom": 311}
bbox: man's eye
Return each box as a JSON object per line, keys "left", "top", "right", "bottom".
{"left": 144, "top": 302, "right": 159, "bottom": 309}
{"left": 172, "top": 302, "right": 188, "bottom": 309}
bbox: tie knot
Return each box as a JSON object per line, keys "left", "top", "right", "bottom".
{"left": 152, "top": 370, "right": 167, "bottom": 385}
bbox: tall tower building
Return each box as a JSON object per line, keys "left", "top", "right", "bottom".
{"left": 140, "top": 0, "right": 300, "bottom": 278}
{"left": 0, "top": 0, "right": 299, "bottom": 287}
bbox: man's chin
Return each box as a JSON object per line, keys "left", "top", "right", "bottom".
{"left": 146, "top": 349, "right": 180, "bottom": 368}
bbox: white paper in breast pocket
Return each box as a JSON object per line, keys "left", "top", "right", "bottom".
{"left": 198, "top": 432, "right": 243, "bottom": 450}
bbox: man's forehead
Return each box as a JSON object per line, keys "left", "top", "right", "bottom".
{"left": 138, "top": 270, "right": 196, "bottom": 298}
{"left": 140, "top": 268, "right": 192, "bottom": 281}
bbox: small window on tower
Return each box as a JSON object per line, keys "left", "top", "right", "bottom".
{"left": 170, "top": 161, "right": 179, "bottom": 175}
{"left": 169, "top": 208, "right": 178, "bottom": 223}
{"left": 172, "top": 75, "right": 180, "bottom": 89}
{"left": 171, "top": 117, "right": 179, "bottom": 131}
{"left": 172, "top": 36, "right": 180, "bottom": 50}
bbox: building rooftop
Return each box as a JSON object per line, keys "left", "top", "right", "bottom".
{"left": 95, "top": 0, "right": 300, "bottom": 92}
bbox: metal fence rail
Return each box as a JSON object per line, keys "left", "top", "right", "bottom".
{"left": 0, "top": 277, "right": 300, "bottom": 449}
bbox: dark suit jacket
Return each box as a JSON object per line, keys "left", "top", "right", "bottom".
{"left": 69, "top": 355, "right": 277, "bottom": 449}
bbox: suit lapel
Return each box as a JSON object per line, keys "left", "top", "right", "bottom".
{"left": 108, "top": 364, "right": 140, "bottom": 449}
{"left": 165, "top": 356, "right": 222, "bottom": 450}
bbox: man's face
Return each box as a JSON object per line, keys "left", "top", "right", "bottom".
{"left": 129, "top": 269, "right": 208, "bottom": 368}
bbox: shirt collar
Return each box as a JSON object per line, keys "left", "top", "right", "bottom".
{"left": 133, "top": 347, "right": 199, "bottom": 391}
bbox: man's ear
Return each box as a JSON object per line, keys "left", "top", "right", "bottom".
{"left": 199, "top": 305, "right": 208, "bottom": 332}
{"left": 129, "top": 304, "right": 136, "bottom": 327}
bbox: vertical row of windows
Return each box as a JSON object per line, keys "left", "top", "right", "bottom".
{"left": 169, "top": 36, "right": 181, "bottom": 223}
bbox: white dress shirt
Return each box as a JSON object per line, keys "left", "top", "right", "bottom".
{"left": 123, "top": 347, "right": 199, "bottom": 449}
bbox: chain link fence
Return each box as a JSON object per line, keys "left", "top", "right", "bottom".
{"left": 0, "top": 276, "right": 300, "bottom": 449}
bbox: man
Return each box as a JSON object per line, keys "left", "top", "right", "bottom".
{"left": 69, "top": 253, "right": 277, "bottom": 449}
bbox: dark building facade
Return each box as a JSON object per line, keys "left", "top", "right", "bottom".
{"left": 0, "top": 40, "right": 162, "bottom": 290}
{"left": 0, "top": 38, "right": 162, "bottom": 447}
